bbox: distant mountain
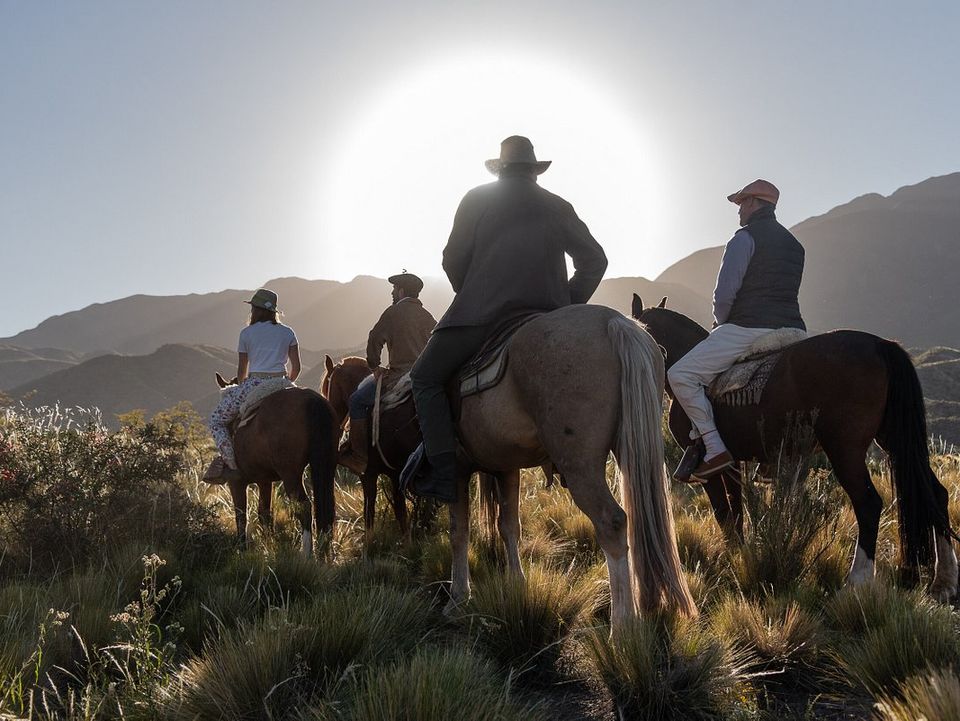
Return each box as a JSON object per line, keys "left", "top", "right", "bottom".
{"left": 0, "top": 275, "right": 710, "bottom": 356}
{"left": 657, "top": 173, "right": 960, "bottom": 347}
{"left": 0, "top": 345, "right": 89, "bottom": 391}
{"left": 915, "top": 347, "right": 960, "bottom": 448}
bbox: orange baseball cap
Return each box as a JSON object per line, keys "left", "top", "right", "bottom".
{"left": 727, "top": 179, "right": 779, "bottom": 206}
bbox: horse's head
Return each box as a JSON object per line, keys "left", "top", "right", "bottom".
{"left": 216, "top": 372, "right": 239, "bottom": 389}
{"left": 631, "top": 293, "right": 708, "bottom": 368}
{"left": 320, "top": 354, "right": 372, "bottom": 428}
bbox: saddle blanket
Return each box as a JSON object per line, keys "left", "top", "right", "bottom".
{"left": 236, "top": 376, "right": 295, "bottom": 427}
{"left": 708, "top": 328, "right": 807, "bottom": 406}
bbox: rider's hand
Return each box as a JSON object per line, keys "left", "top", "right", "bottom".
{"left": 371, "top": 366, "right": 386, "bottom": 379}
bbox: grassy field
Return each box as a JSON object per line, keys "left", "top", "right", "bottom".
{"left": 1, "top": 405, "right": 959, "bottom": 720}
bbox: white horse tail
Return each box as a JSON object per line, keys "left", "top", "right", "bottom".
{"left": 607, "top": 315, "right": 698, "bottom": 618}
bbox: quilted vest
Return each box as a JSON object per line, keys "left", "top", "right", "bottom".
{"left": 727, "top": 206, "right": 806, "bottom": 330}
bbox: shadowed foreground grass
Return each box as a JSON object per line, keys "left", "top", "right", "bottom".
{"left": 1, "top": 407, "right": 959, "bottom": 720}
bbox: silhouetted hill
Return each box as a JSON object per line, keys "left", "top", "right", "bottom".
{"left": 656, "top": 173, "right": 960, "bottom": 347}
{"left": 1, "top": 275, "right": 708, "bottom": 356}
{"left": 7, "top": 344, "right": 239, "bottom": 423}
{"left": 0, "top": 345, "right": 89, "bottom": 390}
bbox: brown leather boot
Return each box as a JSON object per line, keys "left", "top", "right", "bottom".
{"left": 338, "top": 418, "right": 369, "bottom": 475}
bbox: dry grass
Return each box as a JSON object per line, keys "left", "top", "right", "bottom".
{"left": 3, "top": 405, "right": 960, "bottom": 720}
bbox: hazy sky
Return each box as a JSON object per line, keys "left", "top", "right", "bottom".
{"left": 2, "top": 1, "right": 959, "bottom": 338}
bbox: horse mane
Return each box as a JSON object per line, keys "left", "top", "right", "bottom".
{"left": 339, "top": 356, "right": 369, "bottom": 367}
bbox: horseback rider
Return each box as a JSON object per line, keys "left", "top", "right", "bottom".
{"left": 338, "top": 272, "right": 437, "bottom": 474}
{"left": 408, "top": 135, "right": 608, "bottom": 502}
{"left": 668, "top": 179, "right": 806, "bottom": 481}
{"left": 204, "top": 288, "right": 301, "bottom": 482}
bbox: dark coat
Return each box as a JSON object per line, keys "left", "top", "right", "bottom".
{"left": 366, "top": 297, "right": 437, "bottom": 385}
{"left": 437, "top": 175, "right": 608, "bottom": 329}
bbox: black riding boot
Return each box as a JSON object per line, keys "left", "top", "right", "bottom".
{"left": 411, "top": 451, "right": 459, "bottom": 503}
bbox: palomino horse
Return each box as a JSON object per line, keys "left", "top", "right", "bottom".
{"left": 442, "top": 304, "right": 697, "bottom": 630}
{"left": 632, "top": 295, "right": 958, "bottom": 601}
{"left": 320, "top": 356, "right": 413, "bottom": 538}
{"left": 213, "top": 374, "right": 339, "bottom": 555}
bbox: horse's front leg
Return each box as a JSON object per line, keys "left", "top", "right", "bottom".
{"left": 256, "top": 480, "right": 274, "bottom": 534}
{"left": 361, "top": 468, "right": 378, "bottom": 547}
{"left": 497, "top": 469, "right": 523, "bottom": 578}
{"left": 388, "top": 475, "right": 410, "bottom": 542}
{"left": 446, "top": 474, "right": 472, "bottom": 615}
{"left": 228, "top": 479, "right": 248, "bottom": 545}
{"left": 702, "top": 471, "right": 744, "bottom": 544}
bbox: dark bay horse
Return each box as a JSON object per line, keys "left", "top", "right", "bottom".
{"left": 212, "top": 374, "right": 339, "bottom": 555}
{"left": 631, "top": 294, "right": 958, "bottom": 601}
{"left": 445, "top": 304, "right": 696, "bottom": 631}
{"left": 320, "top": 356, "right": 413, "bottom": 539}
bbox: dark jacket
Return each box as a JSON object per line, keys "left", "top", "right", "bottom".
{"left": 727, "top": 205, "right": 806, "bottom": 330}
{"left": 366, "top": 297, "right": 437, "bottom": 384}
{"left": 437, "top": 174, "right": 607, "bottom": 329}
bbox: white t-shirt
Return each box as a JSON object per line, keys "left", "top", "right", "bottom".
{"left": 238, "top": 322, "right": 298, "bottom": 373}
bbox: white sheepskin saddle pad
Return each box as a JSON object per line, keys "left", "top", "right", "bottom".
{"left": 708, "top": 328, "right": 807, "bottom": 406}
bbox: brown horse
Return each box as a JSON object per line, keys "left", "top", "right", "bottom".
{"left": 213, "top": 374, "right": 339, "bottom": 555}
{"left": 631, "top": 294, "right": 958, "bottom": 601}
{"left": 320, "top": 356, "right": 413, "bottom": 539}
{"left": 436, "top": 304, "right": 696, "bottom": 631}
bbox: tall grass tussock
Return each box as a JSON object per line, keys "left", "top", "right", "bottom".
{"left": 2, "top": 404, "right": 960, "bottom": 719}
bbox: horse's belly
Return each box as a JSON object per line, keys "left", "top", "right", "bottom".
{"left": 458, "top": 384, "right": 544, "bottom": 471}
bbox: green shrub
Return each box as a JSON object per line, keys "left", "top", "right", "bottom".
{"left": 463, "top": 565, "right": 592, "bottom": 677}
{"left": 710, "top": 594, "right": 824, "bottom": 688}
{"left": 875, "top": 667, "right": 960, "bottom": 721}
{"left": 0, "top": 408, "right": 226, "bottom": 574}
{"left": 344, "top": 646, "right": 545, "bottom": 721}
{"left": 168, "top": 585, "right": 435, "bottom": 720}
{"left": 826, "top": 584, "right": 960, "bottom": 696}
{"left": 582, "top": 615, "right": 754, "bottom": 720}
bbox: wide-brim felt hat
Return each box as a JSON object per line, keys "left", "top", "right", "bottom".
{"left": 244, "top": 288, "right": 281, "bottom": 313}
{"left": 485, "top": 135, "right": 552, "bottom": 175}
{"left": 727, "top": 179, "right": 780, "bottom": 206}
{"left": 388, "top": 271, "right": 424, "bottom": 294}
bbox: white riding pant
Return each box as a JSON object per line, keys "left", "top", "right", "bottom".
{"left": 667, "top": 323, "right": 775, "bottom": 441}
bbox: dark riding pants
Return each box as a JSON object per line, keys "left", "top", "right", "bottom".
{"left": 410, "top": 325, "right": 490, "bottom": 460}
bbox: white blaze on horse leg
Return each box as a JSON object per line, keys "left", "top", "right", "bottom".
{"left": 604, "top": 550, "right": 633, "bottom": 633}
{"left": 302, "top": 530, "right": 312, "bottom": 557}
{"left": 846, "top": 544, "right": 875, "bottom": 586}
{"left": 931, "top": 534, "right": 959, "bottom": 602}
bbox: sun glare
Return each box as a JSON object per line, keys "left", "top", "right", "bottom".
{"left": 314, "top": 51, "right": 658, "bottom": 283}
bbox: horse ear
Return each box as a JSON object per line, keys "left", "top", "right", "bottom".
{"left": 324, "top": 354, "right": 334, "bottom": 373}
{"left": 631, "top": 293, "right": 644, "bottom": 319}
{"left": 657, "top": 296, "right": 668, "bottom": 309}
{"left": 215, "top": 372, "right": 228, "bottom": 388}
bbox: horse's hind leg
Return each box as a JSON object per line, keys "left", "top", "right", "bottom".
{"left": 256, "top": 480, "right": 274, "bottom": 533}
{"left": 929, "top": 477, "right": 958, "bottom": 602}
{"left": 388, "top": 475, "right": 410, "bottom": 541}
{"left": 282, "top": 474, "right": 313, "bottom": 557}
{"left": 823, "top": 442, "right": 883, "bottom": 588}
{"left": 497, "top": 469, "right": 523, "bottom": 578}
{"left": 228, "top": 479, "right": 249, "bottom": 545}
{"left": 446, "top": 473, "right": 472, "bottom": 615}
{"left": 560, "top": 459, "right": 633, "bottom": 631}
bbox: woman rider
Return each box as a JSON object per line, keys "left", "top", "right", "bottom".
{"left": 203, "top": 288, "right": 301, "bottom": 482}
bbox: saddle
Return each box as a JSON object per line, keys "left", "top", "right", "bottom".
{"left": 708, "top": 328, "right": 807, "bottom": 406}
{"left": 231, "top": 376, "right": 295, "bottom": 430}
{"left": 374, "top": 311, "right": 544, "bottom": 420}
